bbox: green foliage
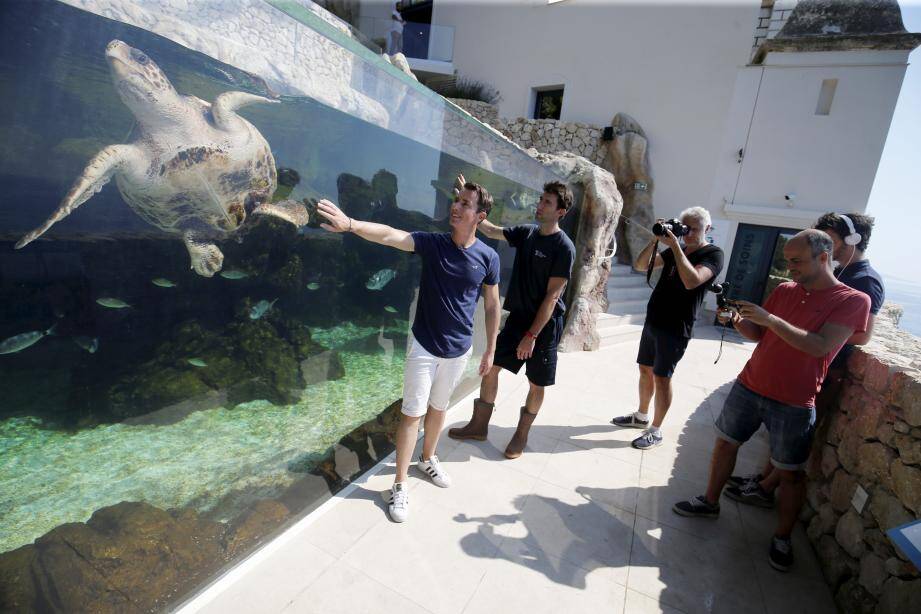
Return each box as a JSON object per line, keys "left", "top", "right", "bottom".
{"left": 439, "top": 77, "right": 501, "bottom": 104}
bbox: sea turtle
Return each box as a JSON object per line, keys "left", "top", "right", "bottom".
{"left": 15, "top": 40, "right": 308, "bottom": 277}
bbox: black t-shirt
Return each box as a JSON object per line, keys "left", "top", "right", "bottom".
{"left": 831, "top": 259, "right": 885, "bottom": 368}
{"left": 502, "top": 224, "right": 576, "bottom": 316}
{"left": 646, "top": 244, "right": 724, "bottom": 338}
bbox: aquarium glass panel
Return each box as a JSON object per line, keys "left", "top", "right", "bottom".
{"left": 0, "top": 1, "right": 561, "bottom": 610}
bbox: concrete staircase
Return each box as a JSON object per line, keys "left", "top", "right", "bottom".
{"left": 598, "top": 263, "right": 651, "bottom": 348}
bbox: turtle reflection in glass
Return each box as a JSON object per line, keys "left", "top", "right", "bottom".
{"left": 15, "top": 40, "right": 308, "bottom": 277}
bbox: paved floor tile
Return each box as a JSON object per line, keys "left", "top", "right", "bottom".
{"left": 627, "top": 516, "right": 766, "bottom": 614}
{"left": 200, "top": 539, "right": 335, "bottom": 614}
{"left": 338, "top": 498, "right": 500, "bottom": 614}
{"left": 539, "top": 440, "right": 642, "bottom": 515}
{"left": 283, "top": 560, "right": 433, "bottom": 614}
{"left": 463, "top": 538, "right": 627, "bottom": 614}
{"left": 500, "top": 477, "right": 636, "bottom": 586}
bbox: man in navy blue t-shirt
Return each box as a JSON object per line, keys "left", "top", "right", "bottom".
{"left": 450, "top": 179, "right": 575, "bottom": 460}
{"left": 316, "top": 183, "right": 501, "bottom": 523}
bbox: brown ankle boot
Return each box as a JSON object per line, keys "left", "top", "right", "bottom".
{"left": 505, "top": 407, "right": 538, "bottom": 459}
{"left": 448, "top": 398, "right": 494, "bottom": 441}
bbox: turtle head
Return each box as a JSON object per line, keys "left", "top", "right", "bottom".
{"left": 106, "top": 40, "right": 181, "bottom": 120}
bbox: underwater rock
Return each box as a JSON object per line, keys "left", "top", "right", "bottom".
{"left": 223, "top": 500, "right": 290, "bottom": 559}
{"left": 0, "top": 501, "right": 226, "bottom": 613}
{"left": 0, "top": 498, "right": 298, "bottom": 613}
{"left": 300, "top": 349, "right": 346, "bottom": 386}
{"left": 101, "top": 316, "right": 335, "bottom": 420}
{"left": 267, "top": 252, "right": 304, "bottom": 291}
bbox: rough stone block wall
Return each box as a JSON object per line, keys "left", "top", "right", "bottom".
{"left": 445, "top": 99, "right": 607, "bottom": 168}
{"left": 768, "top": 0, "right": 798, "bottom": 39}
{"left": 447, "top": 98, "right": 499, "bottom": 127}
{"left": 752, "top": 1, "right": 775, "bottom": 57}
{"left": 498, "top": 118, "right": 606, "bottom": 167}
{"left": 804, "top": 308, "right": 921, "bottom": 613}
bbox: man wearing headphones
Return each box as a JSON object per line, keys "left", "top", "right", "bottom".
{"left": 724, "top": 213, "right": 885, "bottom": 509}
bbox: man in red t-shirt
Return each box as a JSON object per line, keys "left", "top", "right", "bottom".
{"left": 672, "top": 229, "right": 869, "bottom": 572}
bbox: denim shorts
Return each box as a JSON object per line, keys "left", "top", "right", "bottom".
{"left": 714, "top": 381, "right": 816, "bottom": 471}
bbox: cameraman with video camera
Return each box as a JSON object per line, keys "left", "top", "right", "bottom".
{"left": 611, "top": 207, "right": 723, "bottom": 450}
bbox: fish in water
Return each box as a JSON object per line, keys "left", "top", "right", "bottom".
{"left": 306, "top": 282, "right": 320, "bottom": 291}
{"left": 0, "top": 323, "right": 57, "bottom": 355}
{"left": 73, "top": 336, "right": 99, "bottom": 354}
{"left": 384, "top": 306, "right": 398, "bottom": 314}
{"left": 366, "top": 268, "right": 397, "bottom": 290}
{"left": 188, "top": 358, "right": 207, "bottom": 367}
{"left": 220, "top": 269, "right": 250, "bottom": 280}
{"left": 96, "top": 297, "right": 131, "bottom": 309}
{"left": 151, "top": 278, "right": 177, "bottom": 288}
{"left": 249, "top": 298, "right": 278, "bottom": 320}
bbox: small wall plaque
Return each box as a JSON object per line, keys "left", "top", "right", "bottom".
{"left": 633, "top": 181, "right": 648, "bottom": 192}
{"left": 852, "top": 485, "right": 868, "bottom": 514}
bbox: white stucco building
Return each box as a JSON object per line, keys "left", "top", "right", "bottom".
{"left": 357, "top": 0, "right": 921, "bottom": 306}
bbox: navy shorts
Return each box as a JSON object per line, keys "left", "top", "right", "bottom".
{"left": 715, "top": 381, "right": 816, "bottom": 471}
{"left": 494, "top": 312, "right": 563, "bottom": 387}
{"left": 636, "top": 324, "right": 689, "bottom": 378}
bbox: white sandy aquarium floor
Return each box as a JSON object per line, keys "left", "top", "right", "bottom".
{"left": 180, "top": 325, "right": 837, "bottom": 614}
{"left": 0, "top": 322, "right": 417, "bottom": 553}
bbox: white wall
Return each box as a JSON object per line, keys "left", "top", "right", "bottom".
{"left": 734, "top": 50, "right": 909, "bottom": 215}
{"left": 430, "top": 0, "right": 762, "bottom": 221}
{"left": 708, "top": 49, "right": 910, "bottom": 231}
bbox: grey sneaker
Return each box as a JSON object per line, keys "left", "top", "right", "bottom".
{"left": 725, "top": 481, "right": 775, "bottom": 508}
{"left": 672, "top": 495, "right": 720, "bottom": 518}
{"left": 769, "top": 536, "right": 793, "bottom": 572}
{"left": 631, "top": 430, "right": 663, "bottom": 450}
{"left": 611, "top": 413, "right": 649, "bottom": 429}
{"left": 727, "top": 473, "right": 762, "bottom": 488}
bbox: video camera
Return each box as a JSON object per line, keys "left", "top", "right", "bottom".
{"left": 652, "top": 218, "right": 689, "bottom": 238}
{"left": 710, "top": 282, "right": 741, "bottom": 319}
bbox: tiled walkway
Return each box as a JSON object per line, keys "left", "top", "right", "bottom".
{"left": 187, "top": 326, "right": 836, "bottom": 614}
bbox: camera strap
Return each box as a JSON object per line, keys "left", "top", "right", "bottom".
{"left": 645, "top": 240, "right": 659, "bottom": 288}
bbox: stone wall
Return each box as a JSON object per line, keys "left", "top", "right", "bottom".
{"left": 446, "top": 100, "right": 606, "bottom": 167}
{"left": 803, "top": 306, "right": 921, "bottom": 613}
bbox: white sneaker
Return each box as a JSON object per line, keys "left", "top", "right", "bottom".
{"left": 386, "top": 482, "right": 409, "bottom": 523}
{"left": 417, "top": 454, "right": 452, "bottom": 488}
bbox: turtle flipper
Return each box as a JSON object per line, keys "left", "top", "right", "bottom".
{"left": 252, "top": 199, "right": 310, "bottom": 227}
{"left": 183, "top": 231, "right": 224, "bottom": 277}
{"left": 212, "top": 92, "right": 278, "bottom": 131}
{"left": 16, "top": 145, "right": 138, "bottom": 249}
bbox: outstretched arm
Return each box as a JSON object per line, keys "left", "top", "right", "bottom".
{"left": 316, "top": 199, "right": 414, "bottom": 252}
{"left": 478, "top": 219, "right": 506, "bottom": 241}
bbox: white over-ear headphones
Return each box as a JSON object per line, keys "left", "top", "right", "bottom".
{"left": 839, "top": 214, "right": 862, "bottom": 246}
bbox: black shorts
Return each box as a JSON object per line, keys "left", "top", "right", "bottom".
{"left": 494, "top": 311, "right": 563, "bottom": 387}
{"left": 636, "top": 324, "right": 689, "bottom": 378}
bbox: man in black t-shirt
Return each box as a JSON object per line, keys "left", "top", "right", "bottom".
{"left": 449, "top": 180, "right": 576, "bottom": 459}
{"left": 611, "top": 207, "right": 724, "bottom": 450}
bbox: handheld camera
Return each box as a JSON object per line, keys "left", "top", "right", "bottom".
{"left": 652, "top": 218, "right": 689, "bottom": 238}
{"left": 710, "top": 282, "right": 741, "bottom": 320}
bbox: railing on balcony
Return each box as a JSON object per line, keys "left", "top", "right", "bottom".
{"left": 357, "top": 16, "right": 455, "bottom": 63}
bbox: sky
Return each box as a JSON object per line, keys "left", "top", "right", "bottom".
{"left": 864, "top": 2, "right": 921, "bottom": 282}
